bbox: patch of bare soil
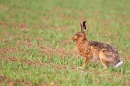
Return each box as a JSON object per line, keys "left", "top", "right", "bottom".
{"left": 0, "top": 75, "right": 6, "bottom": 83}
{"left": 0, "top": 75, "right": 33, "bottom": 86}
{"left": 59, "top": 39, "right": 69, "bottom": 46}
{"left": 0, "top": 48, "right": 13, "bottom": 53}
{"left": 125, "top": 56, "right": 130, "bottom": 62}
{"left": 0, "top": 48, "right": 20, "bottom": 54}
{"left": 6, "top": 79, "right": 15, "bottom": 86}
{"left": 123, "top": 80, "right": 130, "bottom": 86}
{"left": 40, "top": 82, "right": 59, "bottom": 86}
{"left": 69, "top": 49, "right": 79, "bottom": 56}
{"left": 38, "top": 45, "right": 80, "bottom": 59}
{"left": 0, "top": 48, "right": 21, "bottom": 58}
{"left": 0, "top": 21, "right": 9, "bottom": 28}
{"left": 39, "top": 47, "right": 67, "bottom": 57}
{"left": 0, "top": 21, "right": 29, "bottom": 30}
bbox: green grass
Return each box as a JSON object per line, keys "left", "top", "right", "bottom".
{"left": 0, "top": 0, "right": 130, "bottom": 85}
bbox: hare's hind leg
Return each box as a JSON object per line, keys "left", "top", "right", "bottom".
{"left": 100, "top": 58, "right": 108, "bottom": 69}
{"left": 99, "top": 52, "right": 108, "bottom": 69}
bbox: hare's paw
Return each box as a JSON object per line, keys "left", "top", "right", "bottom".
{"left": 77, "top": 65, "right": 86, "bottom": 69}
{"left": 78, "top": 67, "right": 82, "bottom": 69}
{"left": 103, "top": 67, "right": 108, "bottom": 71}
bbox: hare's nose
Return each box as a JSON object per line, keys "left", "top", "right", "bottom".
{"left": 74, "top": 36, "right": 77, "bottom": 39}
{"left": 72, "top": 36, "right": 77, "bottom": 41}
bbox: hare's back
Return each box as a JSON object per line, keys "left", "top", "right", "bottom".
{"left": 89, "top": 40, "right": 117, "bottom": 53}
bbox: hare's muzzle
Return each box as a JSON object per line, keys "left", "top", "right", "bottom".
{"left": 72, "top": 36, "right": 77, "bottom": 42}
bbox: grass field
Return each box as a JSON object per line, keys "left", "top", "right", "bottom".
{"left": 0, "top": 0, "right": 130, "bottom": 86}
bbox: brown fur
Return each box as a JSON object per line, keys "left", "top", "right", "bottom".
{"left": 72, "top": 21, "right": 121, "bottom": 69}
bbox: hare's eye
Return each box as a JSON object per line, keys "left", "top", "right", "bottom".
{"left": 77, "top": 34, "right": 81, "bottom": 37}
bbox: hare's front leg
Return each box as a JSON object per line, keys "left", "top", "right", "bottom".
{"left": 79, "top": 55, "right": 91, "bottom": 69}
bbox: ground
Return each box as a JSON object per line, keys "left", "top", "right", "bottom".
{"left": 0, "top": 0, "right": 130, "bottom": 86}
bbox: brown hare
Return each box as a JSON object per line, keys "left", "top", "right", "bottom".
{"left": 72, "top": 21, "right": 123, "bottom": 69}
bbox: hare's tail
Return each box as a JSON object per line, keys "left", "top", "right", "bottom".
{"left": 113, "top": 61, "right": 123, "bottom": 68}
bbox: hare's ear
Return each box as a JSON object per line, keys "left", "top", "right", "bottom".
{"left": 83, "top": 21, "right": 86, "bottom": 31}
{"left": 80, "top": 21, "right": 86, "bottom": 32}
{"left": 80, "top": 22, "right": 84, "bottom": 32}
